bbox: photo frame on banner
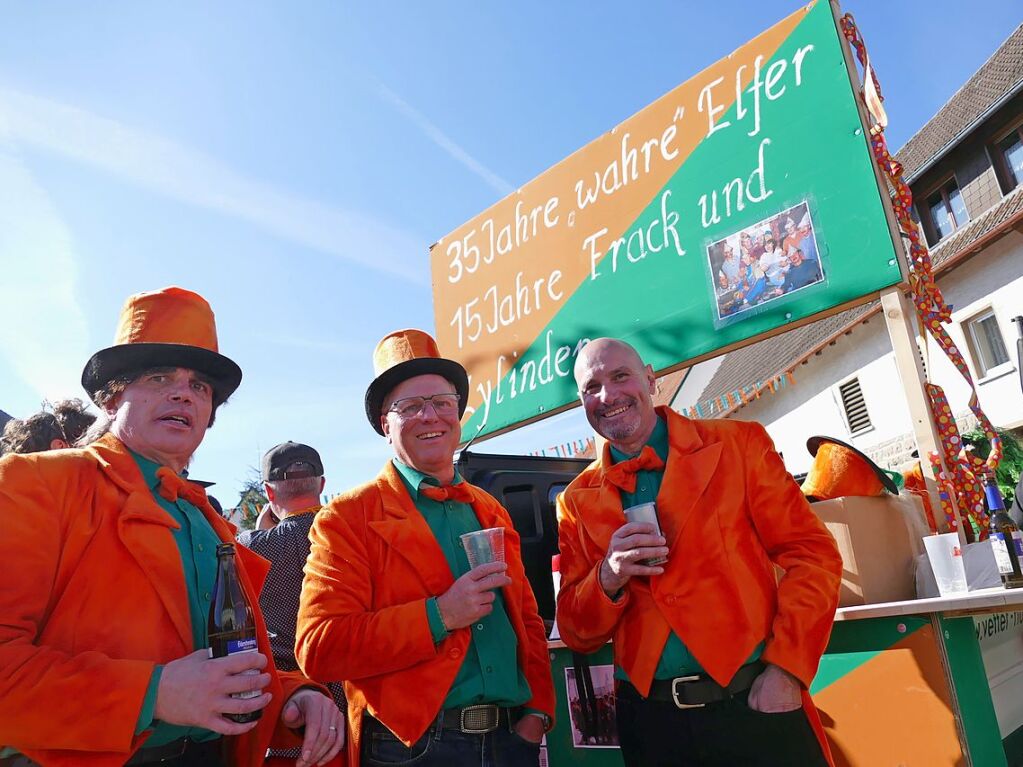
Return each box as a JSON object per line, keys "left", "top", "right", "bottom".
{"left": 706, "top": 199, "right": 829, "bottom": 327}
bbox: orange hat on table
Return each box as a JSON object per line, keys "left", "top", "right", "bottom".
{"left": 800, "top": 435, "right": 900, "bottom": 502}
{"left": 81, "top": 287, "right": 242, "bottom": 408}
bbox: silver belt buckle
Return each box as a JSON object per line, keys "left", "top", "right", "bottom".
{"left": 670, "top": 675, "right": 706, "bottom": 710}
{"left": 460, "top": 704, "right": 499, "bottom": 734}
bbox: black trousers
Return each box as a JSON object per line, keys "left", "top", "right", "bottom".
{"left": 615, "top": 680, "right": 828, "bottom": 767}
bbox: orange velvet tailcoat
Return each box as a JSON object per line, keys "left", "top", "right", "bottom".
{"left": 556, "top": 410, "right": 841, "bottom": 757}
{"left": 0, "top": 434, "right": 324, "bottom": 766}
{"left": 296, "top": 461, "right": 555, "bottom": 767}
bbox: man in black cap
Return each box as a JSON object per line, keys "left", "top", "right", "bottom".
{"left": 237, "top": 443, "right": 346, "bottom": 723}
{"left": 238, "top": 442, "right": 346, "bottom": 764}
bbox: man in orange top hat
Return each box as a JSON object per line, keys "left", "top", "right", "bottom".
{"left": 0, "top": 287, "right": 343, "bottom": 767}
{"left": 556, "top": 338, "right": 842, "bottom": 767}
{"left": 296, "top": 329, "right": 555, "bottom": 767}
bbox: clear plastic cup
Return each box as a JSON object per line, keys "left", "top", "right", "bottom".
{"left": 623, "top": 502, "right": 668, "bottom": 566}
{"left": 923, "top": 532, "right": 968, "bottom": 596}
{"left": 460, "top": 527, "right": 505, "bottom": 568}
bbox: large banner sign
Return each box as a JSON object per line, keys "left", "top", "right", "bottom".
{"left": 432, "top": 0, "right": 903, "bottom": 440}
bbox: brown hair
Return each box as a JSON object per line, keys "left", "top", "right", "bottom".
{"left": 1, "top": 413, "right": 61, "bottom": 455}
{"left": 0, "top": 399, "right": 98, "bottom": 455}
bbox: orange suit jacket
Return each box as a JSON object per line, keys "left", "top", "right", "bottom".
{"left": 557, "top": 410, "right": 841, "bottom": 758}
{"left": 296, "top": 461, "right": 555, "bottom": 767}
{"left": 0, "top": 434, "right": 322, "bottom": 766}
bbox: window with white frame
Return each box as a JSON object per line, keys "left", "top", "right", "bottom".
{"left": 838, "top": 377, "right": 873, "bottom": 435}
{"left": 963, "top": 309, "right": 1011, "bottom": 379}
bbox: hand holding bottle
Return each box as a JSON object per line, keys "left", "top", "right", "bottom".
{"left": 154, "top": 649, "right": 271, "bottom": 734}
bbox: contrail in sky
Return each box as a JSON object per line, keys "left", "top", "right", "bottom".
{"left": 0, "top": 87, "right": 428, "bottom": 285}
{"left": 375, "top": 83, "right": 514, "bottom": 197}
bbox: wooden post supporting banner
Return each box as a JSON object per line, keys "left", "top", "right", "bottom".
{"left": 880, "top": 287, "right": 965, "bottom": 545}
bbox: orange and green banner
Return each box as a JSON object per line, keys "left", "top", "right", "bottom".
{"left": 431, "top": 0, "right": 903, "bottom": 440}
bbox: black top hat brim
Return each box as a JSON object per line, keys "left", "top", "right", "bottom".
{"left": 806, "top": 435, "right": 899, "bottom": 494}
{"left": 82, "top": 343, "right": 243, "bottom": 407}
{"left": 365, "top": 357, "right": 469, "bottom": 435}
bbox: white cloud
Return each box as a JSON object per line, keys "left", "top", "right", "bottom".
{"left": 0, "top": 87, "right": 428, "bottom": 285}
{"left": 375, "top": 83, "right": 514, "bottom": 196}
{"left": 0, "top": 149, "right": 89, "bottom": 403}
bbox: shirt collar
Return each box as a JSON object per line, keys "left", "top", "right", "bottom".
{"left": 609, "top": 415, "right": 668, "bottom": 465}
{"left": 128, "top": 448, "right": 167, "bottom": 492}
{"left": 391, "top": 458, "right": 463, "bottom": 501}
{"left": 280, "top": 504, "right": 321, "bottom": 519}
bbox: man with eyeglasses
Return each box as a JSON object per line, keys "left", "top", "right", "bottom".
{"left": 296, "top": 329, "right": 555, "bottom": 767}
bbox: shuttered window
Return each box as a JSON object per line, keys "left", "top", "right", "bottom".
{"left": 838, "top": 378, "right": 872, "bottom": 435}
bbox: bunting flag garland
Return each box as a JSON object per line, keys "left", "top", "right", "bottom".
{"left": 680, "top": 372, "right": 795, "bottom": 420}
{"left": 529, "top": 436, "right": 596, "bottom": 459}
{"left": 841, "top": 14, "right": 1000, "bottom": 537}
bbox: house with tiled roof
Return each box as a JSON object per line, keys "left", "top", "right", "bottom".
{"left": 673, "top": 24, "right": 1023, "bottom": 474}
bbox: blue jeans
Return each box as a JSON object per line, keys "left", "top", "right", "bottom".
{"left": 361, "top": 713, "right": 541, "bottom": 767}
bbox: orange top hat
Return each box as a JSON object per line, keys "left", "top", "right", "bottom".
{"left": 81, "top": 287, "right": 242, "bottom": 407}
{"left": 800, "top": 435, "right": 899, "bottom": 502}
{"left": 364, "top": 329, "right": 468, "bottom": 435}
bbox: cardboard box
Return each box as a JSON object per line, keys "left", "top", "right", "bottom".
{"left": 811, "top": 494, "right": 930, "bottom": 607}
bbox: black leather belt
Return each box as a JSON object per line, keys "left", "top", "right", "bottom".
{"left": 439, "top": 704, "right": 514, "bottom": 734}
{"left": 126, "top": 736, "right": 222, "bottom": 765}
{"left": 646, "top": 660, "right": 765, "bottom": 709}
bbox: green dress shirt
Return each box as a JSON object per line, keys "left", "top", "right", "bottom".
{"left": 610, "top": 417, "right": 762, "bottom": 681}
{"left": 392, "top": 460, "right": 533, "bottom": 710}
{"left": 132, "top": 450, "right": 221, "bottom": 746}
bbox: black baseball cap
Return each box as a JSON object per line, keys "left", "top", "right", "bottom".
{"left": 262, "top": 441, "right": 324, "bottom": 481}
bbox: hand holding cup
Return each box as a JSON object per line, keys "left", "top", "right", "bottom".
{"left": 437, "top": 561, "right": 512, "bottom": 631}
{"left": 599, "top": 519, "right": 668, "bottom": 598}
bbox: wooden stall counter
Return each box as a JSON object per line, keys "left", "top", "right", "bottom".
{"left": 544, "top": 587, "right": 1023, "bottom": 766}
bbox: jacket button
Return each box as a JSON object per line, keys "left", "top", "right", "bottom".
{"left": 665, "top": 595, "right": 676, "bottom": 605}
{"left": 449, "top": 648, "right": 461, "bottom": 659}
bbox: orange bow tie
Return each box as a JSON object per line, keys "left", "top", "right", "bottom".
{"left": 605, "top": 445, "right": 665, "bottom": 493}
{"left": 156, "top": 466, "right": 210, "bottom": 510}
{"left": 420, "top": 481, "right": 475, "bottom": 504}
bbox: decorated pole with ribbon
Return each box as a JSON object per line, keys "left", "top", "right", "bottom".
{"left": 840, "top": 12, "right": 1001, "bottom": 542}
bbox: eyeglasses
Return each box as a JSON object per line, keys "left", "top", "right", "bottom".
{"left": 386, "top": 393, "right": 461, "bottom": 420}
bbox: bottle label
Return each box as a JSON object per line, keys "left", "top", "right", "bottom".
{"left": 992, "top": 534, "right": 1013, "bottom": 574}
{"left": 1012, "top": 531, "right": 1023, "bottom": 558}
{"left": 227, "top": 638, "right": 258, "bottom": 655}
{"left": 210, "top": 637, "right": 261, "bottom": 700}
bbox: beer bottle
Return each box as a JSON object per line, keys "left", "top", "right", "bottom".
{"left": 208, "top": 543, "right": 263, "bottom": 722}
{"left": 986, "top": 475, "right": 1023, "bottom": 589}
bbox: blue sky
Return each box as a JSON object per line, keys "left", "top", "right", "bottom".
{"left": 0, "top": 1, "right": 1019, "bottom": 503}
